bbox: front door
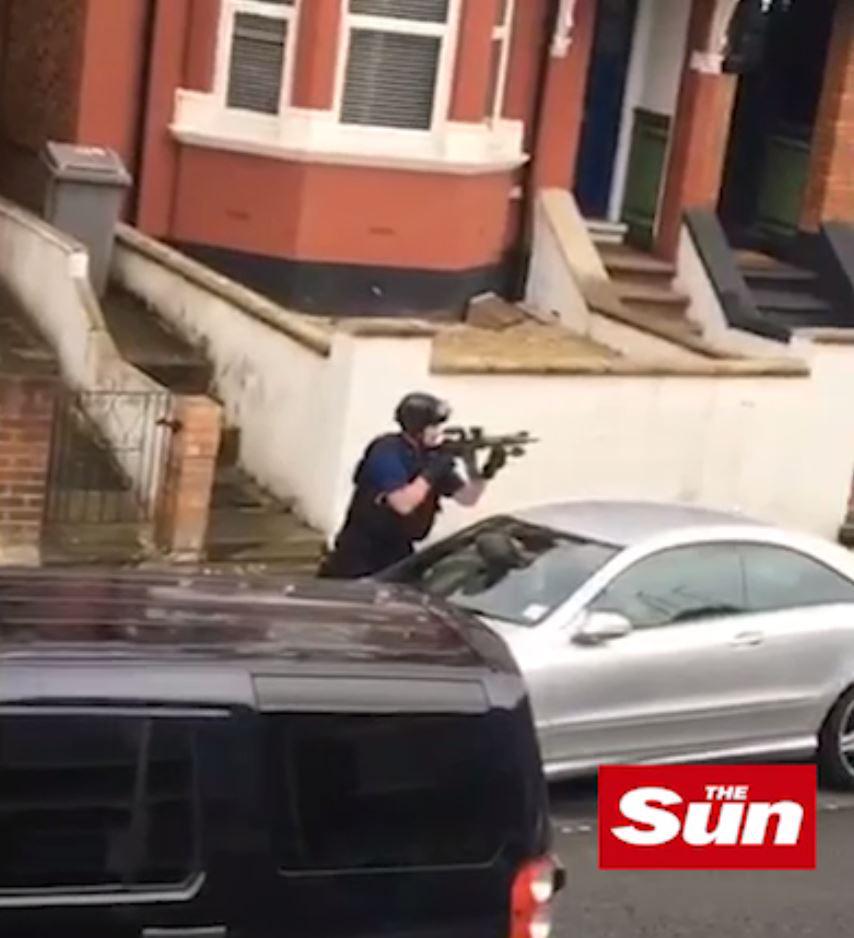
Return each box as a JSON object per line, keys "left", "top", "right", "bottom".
{"left": 574, "top": 0, "right": 639, "bottom": 219}
{"left": 719, "top": 0, "right": 837, "bottom": 246}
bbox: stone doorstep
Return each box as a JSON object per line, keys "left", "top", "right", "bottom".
{"left": 600, "top": 246, "right": 676, "bottom": 278}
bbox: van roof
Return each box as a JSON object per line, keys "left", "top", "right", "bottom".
{"left": 0, "top": 569, "right": 512, "bottom": 676}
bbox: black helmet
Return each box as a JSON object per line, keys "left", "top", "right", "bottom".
{"left": 395, "top": 392, "right": 451, "bottom": 435}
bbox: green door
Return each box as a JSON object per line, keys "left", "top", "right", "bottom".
{"left": 755, "top": 128, "right": 812, "bottom": 239}
{"left": 620, "top": 108, "right": 671, "bottom": 249}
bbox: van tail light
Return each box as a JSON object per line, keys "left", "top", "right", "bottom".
{"left": 510, "top": 856, "right": 565, "bottom": 938}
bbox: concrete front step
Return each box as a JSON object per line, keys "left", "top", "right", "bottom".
{"left": 103, "top": 287, "right": 213, "bottom": 394}
{"left": 614, "top": 283, "right": 692, "bottom": 325}
{"left": 750, "top": 289, "right": 833, "bottom": 316}
{"left": 763, "top": 308, "right": 846, "bottom": 330}
{"left": 205, "top": 508, "right": 325, "bottom": 565}
{"left": 741, "top": 264, "right": 817, "bottom": 286}
{"left": 211, "top": 466, "right": 294, "bottom": 514}
{"left": 206, "top": 463, "right": 322, "bottom": 566}
{"left": 586, "top": 218, "right": 628, "bottom": 245}
{"left": 600, "top": 245, "right": 676, "bottom": 277}
{"left": 630, "top": 310, "right": 704, "bottom": 338}
{"left": 596, "top": 239, "right": 702, "bottom": 337}
{"left": 42, "top": 522, "right": 152, "bottom": 566}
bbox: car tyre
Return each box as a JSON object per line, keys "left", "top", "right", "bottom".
{"left": 819, "top": 688, "right": 854, "bottom": 790}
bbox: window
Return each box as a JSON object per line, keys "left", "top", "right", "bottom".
{"left": 0, "top": 714, "right": 198, "bottom": 893}
{"left": 267, "top": 711, "right": 528, "bottom": 871}
{"left": 742, "top": 544, "right": 854, "bottom": 614}
{"left": 340, "top": 0, "right": 454, "bottom": 130}
{"left": 591, "top": 545, "right": 747, "bottom": 629}
{"left": 225, "top": 0, "right": 298, "bottom": 114}
{"left": 485, "top": 0, "right": 515, "bottom": 121}
{"left": 380, "top": 517, "right": 619, "bottom": 626}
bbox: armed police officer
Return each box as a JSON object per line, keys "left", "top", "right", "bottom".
{"left": 318, "top": 393, "right": 508, "bottom": 580}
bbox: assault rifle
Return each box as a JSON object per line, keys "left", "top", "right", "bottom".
{"left": 441, "top": 426, "right": 538, "bottom": 461}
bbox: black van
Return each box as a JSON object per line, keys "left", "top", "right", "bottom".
{"left": 0, "top": 569, "right": 560, "bottom": 938}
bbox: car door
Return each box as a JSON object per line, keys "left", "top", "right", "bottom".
{"left": 731, "top": 542, "right": 854, "bottom": 741}
{"left": 529, "top": 542, "right": 780, "bottom": 770}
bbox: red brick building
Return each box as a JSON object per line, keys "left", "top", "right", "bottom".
{"left": 0, "top": 0, "right": 852, "bottom": 318}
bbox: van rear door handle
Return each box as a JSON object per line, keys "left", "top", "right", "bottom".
{"left": 142, "top": 929, "right": 227, "bottom": 938}
{"left": 731, "top": 631, "right": 765, "bottom": 648}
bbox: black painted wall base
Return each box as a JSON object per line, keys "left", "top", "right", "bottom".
{"left": 175, "top": 242, "right": 518, "bottom": 319}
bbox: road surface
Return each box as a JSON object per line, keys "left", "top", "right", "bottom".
{"left": 550, "top": 779, "right": 854, "bottom": 937}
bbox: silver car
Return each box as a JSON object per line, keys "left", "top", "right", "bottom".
{"left": 382, "top": 500, "right": 854, "bottom": 788}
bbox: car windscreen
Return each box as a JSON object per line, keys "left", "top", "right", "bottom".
{"left": 381, "top": 516, "right": 619, "bottom": 626}
{"left": 266, "top": 708, "right": 540, "bottom": 872}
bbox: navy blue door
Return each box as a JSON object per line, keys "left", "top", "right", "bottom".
{"left": 574, "top": 0, "right": 640, "bottom": 219}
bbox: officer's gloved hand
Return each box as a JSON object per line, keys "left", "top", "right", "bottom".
{"left": 423, "top": 450, "right": 456, "bottom": 486}
{"left": 481, "top": 445, "right": 508, "bottom": 481}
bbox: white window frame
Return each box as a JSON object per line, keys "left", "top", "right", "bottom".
{"left": 214, "top": 0, "right": 302, "bottom": 117}
{"left": 488, "top": 0, "right": 516, "bottom": 123}
{"left": 172, "top": 0, "right": 526, "bottom": 174}
{"left": 333, "top": 0, "right": 463, "bottom": 135}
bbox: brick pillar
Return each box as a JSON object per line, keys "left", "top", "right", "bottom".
{"left": 156, "top": 395, "right": 221, "bottom": 561}
{"left": 801, "top": 0, "right": 854, "bottom": 231}
{"left": 0, "top": 375, "right": 57, "bottom": 565}
{"left": 655, "top": 0, "right": 738, "bottom": 259}
{"left": 137, "top": 0, "right": 191, "bottom": 236}
{"left": 450, "top": 0, "right": 500, "bottom": 121}
{"left": 292, "top": 0, "right": 343, "bottom": 109}
{"left": 184, "top": 0, "right": 222, "bottom": 92}
{"left": 75, "top": 0, "right": 151, "bottom": 176}
{"left": 532, "top": 0, "right": 599, "bottom": 190}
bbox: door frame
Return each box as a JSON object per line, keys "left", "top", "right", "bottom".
{"left": 573, "top": 0, "right": 642, "bottom": 220}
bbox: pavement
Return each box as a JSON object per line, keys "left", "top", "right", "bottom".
{"left": 549, "top": 778, "right": 854, "bottom": 937}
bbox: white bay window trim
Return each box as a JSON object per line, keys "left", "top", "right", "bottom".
{"left": 214, "top": 0, "right": 301, "bottom": 116}
{"left": 488, "top": 0, "right": 516, "bottom": 123}
{"left": 172, "top": 0, "right": 526, "bottom": 175}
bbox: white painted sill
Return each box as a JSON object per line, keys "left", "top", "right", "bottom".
{"left": 170, "top": 89, "right": 529, "bottom": 176}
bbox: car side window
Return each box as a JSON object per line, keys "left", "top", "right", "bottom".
{"left": 589, "top": 544, "right": 746, "bottom": 629}
{"left": 0, "top": 713, "right": 198, "bottom": 893}
{"left": 742, "top": 544, "right": 854, "bottom": 613}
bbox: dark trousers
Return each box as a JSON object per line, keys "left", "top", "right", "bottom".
{"left": 316, "top": 533, "right": 412, "bottom": 580}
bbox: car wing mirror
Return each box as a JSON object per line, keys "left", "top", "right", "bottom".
{"left": 573, "top": 610, "right": 633, "bottom": 645}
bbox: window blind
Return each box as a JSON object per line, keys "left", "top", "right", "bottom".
{"left": 341, "top": 29, "right": 442, "bottom": 130}
{"left": 350, "top": 0, "right": 449, "bottom": 23}
{"left": 227, "top": 12, "right": 289, "bottom": 114}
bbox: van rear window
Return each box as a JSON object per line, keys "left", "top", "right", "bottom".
{"left": 266, "top": 712, "right": 527, "bottom": 871}
{"left": 0, "top": 714, "right": 198, "bottom": 892}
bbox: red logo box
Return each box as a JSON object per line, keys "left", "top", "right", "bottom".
{"left": 598, "top": 765, "right": 817, "bottom": 871}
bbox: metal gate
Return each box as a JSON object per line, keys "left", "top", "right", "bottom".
{"left": 45, "top": 390, "right": 172, "bottom": 526}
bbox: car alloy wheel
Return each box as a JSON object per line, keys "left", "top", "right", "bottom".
{"left": 838, "top": 698, "right": 854, "bottom": 778}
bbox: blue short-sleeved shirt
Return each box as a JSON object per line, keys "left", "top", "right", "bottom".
{"left": 322, "top": 434, "right": 464, "bottom": 578}
{"left": 357, "top": 434, "right": 463, "bottom": 499}
{"left": 360, "top": 435, "right": 415, "bottom": 494}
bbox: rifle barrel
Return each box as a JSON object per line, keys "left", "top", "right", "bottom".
{"left": 442, "top": 429, "right": 538, "bottom": 454}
